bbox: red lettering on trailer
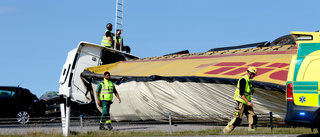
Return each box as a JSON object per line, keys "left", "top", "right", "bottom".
{"left": 222, "top": 67, "right": 247, "bottom": 75}
{"left": 266, "top": 63, "right": 289, "bottom": 68}
{"left": 204, "top": 67, "right": 235, "bottom": 74}
{"left": 246, "top": 62, "right": 268, "bottom": 67}
{"left": 269, "top": 70, "right": 288, "bottom": 81}
{"left": 254, "top": 68, "right": 274, "bottom": 76}
{"left": 201, "top": 62, "right": 289, "bottom": 81}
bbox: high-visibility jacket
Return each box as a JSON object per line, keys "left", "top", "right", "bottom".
{"left": 233, "top": 75, "right": 253, "bottom": 106}
{"left": 99, "top": 79, "right": 114, "bottom": 101}
{"left": 101, "top": 30, "right": 113, "bottom": 47}
{"left": 116, "top": 36, "right": 122, "bottom": 45}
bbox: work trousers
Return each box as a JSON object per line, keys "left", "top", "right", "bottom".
{"left": 223, "top": 101, "right": 257, "bottom": 133}
{"left": 100, "top": 100, "right": 112, "bottom": 124}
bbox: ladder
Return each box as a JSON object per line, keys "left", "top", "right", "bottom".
{"left": 114, "top": 0, "right": 124, "bottom": 51}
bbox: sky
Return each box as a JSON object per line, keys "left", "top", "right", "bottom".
{"left": 1, "top": 0, "right": 319, "bottom": 97}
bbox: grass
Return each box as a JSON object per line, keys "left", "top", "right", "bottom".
{"left": 2, "top": 127, "right": 318, "bottom": 137}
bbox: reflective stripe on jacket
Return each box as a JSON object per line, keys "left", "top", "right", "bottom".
{"left": 233, "top": 75, "right": 253, "bottom": 106}
{"left": 99, "top": 79, "right": 114, "bottom": 101}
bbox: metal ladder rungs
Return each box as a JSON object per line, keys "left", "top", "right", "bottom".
{"left": 114, "top": 0, "right": 124, "bottom": 51}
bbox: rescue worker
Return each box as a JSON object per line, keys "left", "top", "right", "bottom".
{"left": 101, "top": 23, "right": 114, "bottom": 48}
{"left": 96, "top": 71, "right": 121, "bottom": 130}
{"left": 223, "top": 67, "right": 258, "bottom": 134}
{"left": 115, "top": 29, "right": 131, "bottom": 54}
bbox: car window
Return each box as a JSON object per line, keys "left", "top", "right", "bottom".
{"left": 40, "top": 91, "right": 59, "bottom": 99}
{"left": 0, "top": 89, "right": 13, "bottom": 99}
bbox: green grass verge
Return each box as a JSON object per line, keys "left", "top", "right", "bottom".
{"left": 3, "top": 127, "right": 318, "bottom": 137}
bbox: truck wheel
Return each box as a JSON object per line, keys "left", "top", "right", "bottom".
{"left": 270, "top": 34, "right": 295, "bottom": 46}
{"left": 16, "top": 111, "right": 30, "bottom": 124}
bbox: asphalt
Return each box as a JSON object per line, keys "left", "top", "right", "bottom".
{"left": 0, "top": 125, "right": 318, "bottom": 137}
{"left": 1, "top": 124, "right": 212, "bottom": 135}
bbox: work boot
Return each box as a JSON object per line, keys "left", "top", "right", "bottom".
{"left": 222, "top": 123, "right": 233, "bottom": 134}
{"left": 99, "top": 126, "right": 107, "bottom": 130}
{"left": 248, "top": 124, "right": 256, "bottom": 132}
{"left": 107, "top": 123, "right": 113, "bottom": 131}
{"left": 99, "top": 123, "right": 106, "bottom": 130}
{"left": 222, "top": 128, "right": 230, "bottom": 134}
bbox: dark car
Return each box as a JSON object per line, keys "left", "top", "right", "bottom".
{"left": 39, "top": 91, "right": 100, "bottom": 117}
{"left": 39, "top": 91, "right": 60, "bottom": 116}
{"left": 0, "top": 86, "right": 45, "bottom": 124}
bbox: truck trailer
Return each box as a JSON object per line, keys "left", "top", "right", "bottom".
{"left": 59, "top": 34, "right": 297, "bottom": 127}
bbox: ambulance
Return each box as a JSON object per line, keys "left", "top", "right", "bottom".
{"left": 285, "top": 31, "right": 320, "bottom": 132}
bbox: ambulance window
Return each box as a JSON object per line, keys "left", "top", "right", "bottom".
{"left": 303, "top": 59, "right": 320, "bottom": 81}
{"left": 296, "top": 35, "right": 312, "bottom": 41}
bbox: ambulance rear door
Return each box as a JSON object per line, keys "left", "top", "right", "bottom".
{"left": 292, "top": 42, "right": 320, "bottom": 107}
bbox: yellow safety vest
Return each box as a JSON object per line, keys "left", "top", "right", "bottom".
{"left": 116, "top": 36, "right": 122, "bottom": 45}
{"left": 101, "top": 30, "right": 114, "bottom": 48}
{"left": 99, "top": 79, "right": 114, "bottom": 101}
{"left": 234, "top": 75, "right": 253, "bottom": 106}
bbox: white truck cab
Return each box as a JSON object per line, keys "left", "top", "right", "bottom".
{"left": 59, "top": 42, "right": 138, "bottom": 134}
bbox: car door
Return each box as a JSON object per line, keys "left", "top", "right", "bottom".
{"left": 0, "top": 88, "right": 15, "bottom": 116}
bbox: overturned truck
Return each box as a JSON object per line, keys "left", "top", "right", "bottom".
{"left": 59, "top": 35, "right": 297, "bottom": 123}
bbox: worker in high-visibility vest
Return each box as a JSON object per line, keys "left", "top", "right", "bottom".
{"left": 115, "top": 29, "right": 131, "bottom": 54}
{"left": 101, "top": 23, "right": 114, "bottom": 48}
{"left": 223, "top": 67, "right": 258, "bottom": 134}
{"left": 96, "top": 71, "right": 121, "bottom": 130}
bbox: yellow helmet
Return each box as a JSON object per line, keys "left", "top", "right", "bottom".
{"left": 248, "top": 67, "right": 257, "bottom": 75}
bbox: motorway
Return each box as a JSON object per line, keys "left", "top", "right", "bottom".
{"left": 0, "top": 124, "right": 319, "bottom": 137}
{"left": 0, "top": 116, "right": 318, "bottom": 136}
